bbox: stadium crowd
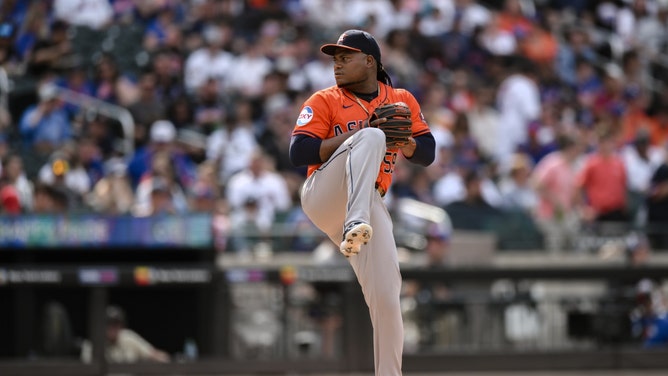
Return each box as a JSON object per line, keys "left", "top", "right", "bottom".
{"left": 0, "top": 0, "right": 667, "bottom": 253}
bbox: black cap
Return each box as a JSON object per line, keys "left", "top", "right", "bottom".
{"left": 321, "top": 30, "right": 381, "bottom": 62}
{"left": 321, "top": 30, "right": 393, "bottom": 86}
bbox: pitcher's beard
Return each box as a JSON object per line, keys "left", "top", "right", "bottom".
{"left": 337, "top": 78, "right": 366, "bottom": 90}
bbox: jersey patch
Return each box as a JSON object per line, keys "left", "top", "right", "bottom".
{"left": 297, "top": 106, "right": 314, "bottom": 126}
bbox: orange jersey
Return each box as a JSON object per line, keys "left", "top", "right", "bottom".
{"left": 292, "top": 83, "right": 430, "bottom": 193}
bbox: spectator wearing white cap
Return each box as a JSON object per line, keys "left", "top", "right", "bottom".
{"left": 19, "top": 83, "right": 73, "bottom": 156}
{"left": 127, "top": 119, "right": 197, "bottom": 192}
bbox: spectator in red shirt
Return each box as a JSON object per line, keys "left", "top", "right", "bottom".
{"left": 576, "top": 127, "right": 629, "bottom": 224}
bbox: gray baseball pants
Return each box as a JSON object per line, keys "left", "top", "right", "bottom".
{"left": 300, "top": 128, "right": 403, "bottom": 375}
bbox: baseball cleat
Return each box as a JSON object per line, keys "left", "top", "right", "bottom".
{"left": 340, "top": 222, "right": 373, "bottom": 257}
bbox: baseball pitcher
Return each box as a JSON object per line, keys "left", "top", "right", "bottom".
{"left": 289, "top": 29, "right": 435, "bottom": 375}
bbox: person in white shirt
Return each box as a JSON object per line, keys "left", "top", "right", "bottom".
{"left": 225, "top": 39, "right": 273, "bottom": 98}
{"left": 81, "top": 305, "right": 170, "bottom": 364}
{"left": 53, "top": 0, "right": 113, "bottom": 30}
{"left": 225, "top": 149, "right": 292, "bottom": 236}
{"left": 621, "top": 129, "right": 665, "bottom": 226}
{"left": 496, "top": 56, "right": 541, "bottom": 172}
{"left": 183, "top": 23, "right": 234, "bottom": 94}
{"left": 206, "top": 100, "right": 259, "bottom": 183}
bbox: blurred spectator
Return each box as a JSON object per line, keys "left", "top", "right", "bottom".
{"left": 449, "top": 112, "right": 482, "bottom": 170}
{"left": 0, "top": 159, "right": 21, "bottom": 214}
{"left": 625, "top": 234, "right": 668, "bottom": 348}
{"left": 85, "top": 159, "right": 134, "bottom": 215}
{"left": 418, "top": 2, "right": 455, "bottom": 38}
{"left": 424, "top": 221, "right": 452, "bottom": 268}
{"left": 286, "top": 36, "right": 335, "bottom": 93}
{"left": 456, "top": 0, "right": 492, "bottom": 36}
{"left": 133, "top": 150, "right": 188, "bottom": 216}
{"left": 166, "top": 95, "right": 195, "bottom": 130}
{"left": 383, "top": 28, "right": 422, "bottom": 91}
{"left": 519, "top": 12, "right": 558, "bottom": 65}
{"left": 56, "top": 64, "right": 95, "bottom": 117}
{"left": 82, "top": 115, "right": 124, "bottom": 159}
{"left": 621, "top": 128, "right": 665, "bottom": 226}
{"left": 183, "top": 22, "right": 234, "bottom": 94}
{"left": 467, "top": 83, "right": 501, "bottom": 161}
{"left": 37, "top": 143, "right": 92, "bottom": 204}
{"left": 496, "top": 56, "right": 541, "bottom": 172}
{"left": 301, "top": 0, "right": 350, "bottom": 34}
{"left": 142, "top": 5, "right": 180, "bottom": 53}
{"left": 620, "top": 87, "right": 658, "bottom": 146}
{"left": 19, "top": 83, "right": 73, "bottom": 156}
{"left": 32, "top": 183, "right": 69, "bottom": 214}
{"left": 555, "top": 24, "right": 598, "bottom": 87}
{"left": 444, "top": 168, "right": 503, "bottom": 230}
{"left": 439, "top": 12, "right": 472, "bottom": 70}
{"left": 227, "top": 196, "right": 267, "bottom": 257}
{"left": 648, "top": 106, "right": 668, "bottom": 147}
{"left": 192, "top": 77, "right": 227, "bottom": 135}
{"left": 127, "top": 119, "right": 197, "bottom": 191}
{"left": 419, "top": 83, "right": 456, "bottom": 150}
{"left": 53, "top": 0, "right": 113, "bottom": 31}
{"left": 188, "top": 161, "right": 219, "bottom": 213}
{"left": 447, "top": 69, "right": 475, "bottom": 114}
{"left": 91, "top": 53, "right": 137, "bottom": 106}
{"left": 634, "top": 0, "right": 668, "bottom": 59}
{"left": 621, "top": 49, "right": 651, "bottom": 95}
{"left": 176, "top": 128, "right": 207, "bottom": 165}
{"left": 256, "top": 106, "right": 297, "bottom": 173}
{"left": 432, "top": 148, "right": 467, "bottom": 207}
{"left": 150, "top": 49, "right": 186, "bottom": 105}
{"left": 0, "top": 153, "right": 33, "bottom": 212}
{"left": 592, "top": 62, "right": 627, "bottom": 121}
{"left": 206, "top": 98, "right": 258, "bottom": 184}
{"left": 531, "top": 134, "right": 583, "bottom": 253}
{"left": 479, "top": 11, "right": 518, "bottom": 56}
{"left": 80, "top": 305, "right": 170, "bottom": 364}
{"left": 518, "top": 103, "right": 560, "bottom": 165}
{"left": 498, "top": 152, "right": 538, "bottom": 213}
{"left": 647, "top": 142, "right": 668, "bottom": 249}
{"left": 225, "top": 36, "right": 273, "bottom": 98}
{"left": 573, "top": 56, "right": 603, "bottom": 116}
{"left": 497, "top": 0, "right": 534, "bottom": 38}
{"left": 391, "top": 159, "right": 437, "bottom": 206}
{"left": 25, "top": 20, "right": 75, "bottom": 79}
{"left": 14, "top": 1, "right": 48, "bottom": 62}
{"left": 226, "top": 149, "right": 291, "bottom": 249}
{"left": 576, "top": 127, "right": 629, "bottom": 225}
{"left": 259, "top": 69, "right": 291, "bottom": 124}
{"left": 127, "top": 72, "right": 167, "bottom": 147}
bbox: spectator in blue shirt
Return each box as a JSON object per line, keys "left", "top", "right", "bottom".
{"left": 19, "top": 83, "right": 73, "bottom": 156}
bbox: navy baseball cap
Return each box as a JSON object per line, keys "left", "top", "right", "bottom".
{"left": 321, "top": 30, "right": 392, "bottom": 86}
{"left": 321, "top": 30, "right": 382, "bottom": 63}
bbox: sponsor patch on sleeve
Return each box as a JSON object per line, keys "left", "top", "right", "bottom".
{"left": 296, "top": 106, "right": 314, "bottom": 126}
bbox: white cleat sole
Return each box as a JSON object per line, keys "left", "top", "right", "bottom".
{"left": 339, "top": 223, "right": 373, "bottom": 257}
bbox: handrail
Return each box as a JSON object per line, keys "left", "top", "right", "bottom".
{"left": 52, "top": 87, "right": 135, "bottom": 155}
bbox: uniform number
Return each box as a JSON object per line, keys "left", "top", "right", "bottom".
{"left": 382, "top": 151, "right": 397, "bottom": 173}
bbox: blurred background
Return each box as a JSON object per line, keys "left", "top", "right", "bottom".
{"left": 1, "top": 0, "right": 668, "bottom": 375}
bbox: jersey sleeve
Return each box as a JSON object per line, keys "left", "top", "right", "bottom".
{"left": 398, "top": 90, "right": 430, "bottom": 137}
{"left": 292, "top": 92, "right": 332, "bottom": 140}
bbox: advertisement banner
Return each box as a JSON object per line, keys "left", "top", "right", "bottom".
{"left": 0, "top": 214, "right": 212, "bottom": 248}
